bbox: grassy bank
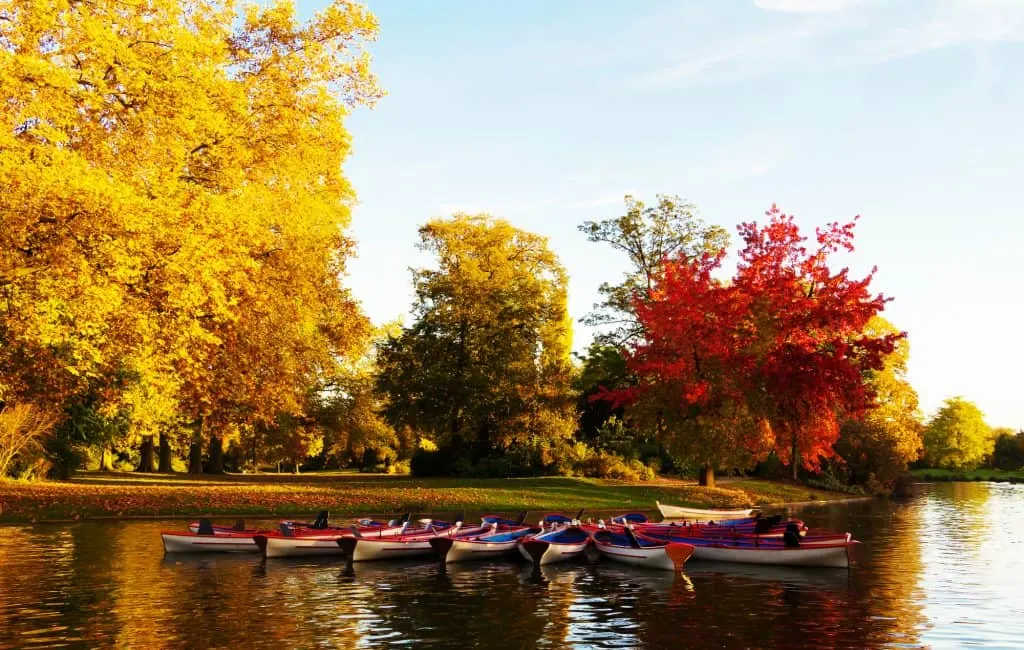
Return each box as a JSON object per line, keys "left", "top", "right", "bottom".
{"left": 0, "top": 471, "right": 855, "bottom": 524}
{"left": 912, "top": 468, "right": 1024, "bottom": 483}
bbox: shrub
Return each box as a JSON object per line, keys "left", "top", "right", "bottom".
{"left": 0, "top": 403, "right": 57, "bottom": 478}
{"left": 388, "top": 460, "right": 411, "bottom": 475}
{"left": 991, "top": 431, "right": 1024, "bottom": 471}
{"left": 579, "top": 451, "right": 654, "bottom": 481}
{"left": 44, "top": 437, "right": 87, "bottom": 480}
{"left": 806, "top": 476, "right": 865, "bottom": 496}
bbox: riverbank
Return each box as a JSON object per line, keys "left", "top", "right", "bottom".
{"left": 912, "top": 468, "right": 1024, "bottom": 483}
{"left": 0, "top": 471, "right": 856, "bottom": 524}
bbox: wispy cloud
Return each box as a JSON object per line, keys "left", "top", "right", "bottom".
{"left": 848, "top": 0, "right": 1024, "bottom": 64}
{"left": 627, "top": 0, "right": 1024, "bottom": 90}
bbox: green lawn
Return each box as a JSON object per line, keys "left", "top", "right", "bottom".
{"left": 0, "top": 471, "right": 856, "bottom": 524}
{"left": 912, "top": 468, "right": 1024, "bottom": 483}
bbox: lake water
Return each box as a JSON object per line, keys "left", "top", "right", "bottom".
{"left": 1, "top": 482, "right": 1022, "bottom": 649}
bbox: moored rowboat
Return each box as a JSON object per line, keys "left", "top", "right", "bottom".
{"left": 655, "top": 501, "right": 759, "bottom": 521}
{"left": 518, "top": 526, "right": 591, "bottom": 566}
{"left": 431, "top": 526, "right": 540, "bottom": 563}
{"left": 639, "top": 523, "right": 858, "bottom": 568}
{"left": 161, "top": 530, "right": 260, "bottom": 554}
{"left": 685, "top": 540, "right": 855, "bottom": 568}
{"left": 589, "top": 528, "right": 695, "bottom": 572}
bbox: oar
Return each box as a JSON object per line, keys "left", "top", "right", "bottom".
{"left": 515, "top": 511, "right": 529, "bottom": 525}
{"left": 574, "top": 509, "right": 585, "bottom": 522}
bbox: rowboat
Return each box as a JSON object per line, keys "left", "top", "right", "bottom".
{"left": 590, "top": 527, "right": 695, "bottom": 572}
{"left": 655, "top": 501, "right": 759, "bottom": 522}
{"left": 639, "top": 523, "right": 858, "bottom": 568}
{"left": 161, "top": 529, "right": 262, "bottom": 553}
{"left": 430, "top": 526, "right": 540, "bottom": 563}
{"left": 518, "top": 526, "right": 591, "bottom": 565}
{"left": 162, "top": 520, "right": 263, "bottom": 553}
{"left": 338, "top": 522, "right": 491, "bottom": 562}
{"left": 686, "top": 539, "right": 855, "bottom": 568}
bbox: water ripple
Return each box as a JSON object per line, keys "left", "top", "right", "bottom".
{"left": 2, "top": 484, "right": 1024, "bottom": 648}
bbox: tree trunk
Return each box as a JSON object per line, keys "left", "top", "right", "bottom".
{"left": 208, "top": 435, "right": 224, "bottom": 474}
{"left": 158, "top": 433, "right": 172, "bottom": 473}
{"left": 188, "top": 442, "right": 202, "bottom": 474}
{"left": 698, "top": 465, "right": 715, "bottom": 488}
{"left": 791, "top": 433, "right": 800, "bottom": 481}
{"left": 100, "top": 447, "right": 113, "bottom": 472}
{"left": 189, "top": 417, "right": 205, "bottom": 474}
{"left": 138, "top": 436, "right": 156, "bottom": 472}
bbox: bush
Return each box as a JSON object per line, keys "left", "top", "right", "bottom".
{"left": 550, "top": 441, "right": 654, "bottom": 481}
{"left": 44, "top": 437, "right": 87, "bottom": 480}
{"left": 388, "top": 460, "right": 411, "bottom": 475}
{"left": 991, "top": 431, "right": 1024, "bottom": 471}
{"left": 0, "top": 403, "right": 57, "bottom": 478}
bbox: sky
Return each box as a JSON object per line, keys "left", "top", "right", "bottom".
{"left": 298, "top": 0, "right": 1024, "bottom": 429}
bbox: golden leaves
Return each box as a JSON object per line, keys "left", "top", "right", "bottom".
{"left": 0, "top": 0, "right": 377, "bottom": 436}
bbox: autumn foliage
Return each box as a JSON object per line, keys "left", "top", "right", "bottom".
{"left": 0, "top": 0, "right": 379, "bottom": 470}
{"left": 605, "top": 206, "right": 903, "bottom": 478}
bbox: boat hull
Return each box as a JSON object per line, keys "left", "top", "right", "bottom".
{"left": 161, "top": 532, "right": 259, "bottom": 554}
{"left": 690, "top": 543, "right": 852, "bottom": 568}
{"left": 593, "top": 541, "right": 695, "bottom": 571}
{"left": 347, "top": 538, "right": 436, "bottom": 562}
{"left": 440, "top": 538, "right": 519, "bottom": 563}
{"left": 518, "top": 539, "right": 589, "bottom": 565}
{"left": 260, "top": 534, "right": 348, "bottom": 558}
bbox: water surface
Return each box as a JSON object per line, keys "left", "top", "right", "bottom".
{"left": 2, "top": 482, "right": 1022, "bottom": 649}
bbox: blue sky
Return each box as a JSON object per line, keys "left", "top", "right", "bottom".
{"left": 302, "top": 0, "right": 1024, "bottom": 429}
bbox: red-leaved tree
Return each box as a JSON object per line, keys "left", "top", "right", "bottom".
{"left": 603, "top": 205, "right": 902, "bottom": 483}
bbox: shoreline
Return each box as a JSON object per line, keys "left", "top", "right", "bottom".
{"left": 0, "top": 472, "right": 862, "bottom": 525}
{"left": 1, "top": 496, "right": 877, "bottom": 526}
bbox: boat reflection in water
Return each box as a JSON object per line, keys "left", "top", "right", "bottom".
{"left": 683, "top": 561, "right": 852, "bottom": 593}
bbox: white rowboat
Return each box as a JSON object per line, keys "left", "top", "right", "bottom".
{"left": 517, "top": 526, "right": 591, "bottom": 566}
{"left": 654, "top": 501, "right": 758, "bottom": 522}
{"left": 590, "top": 529, "right": 695, "bottom": 572}
{"left": 688, "top": 541, "right": 854, "bottom": 568}
{"left": 430, "top": 526, "right": 540, "bottom": 563}
{"left": 161, "top": 531, "right": 260, "bottom": 554}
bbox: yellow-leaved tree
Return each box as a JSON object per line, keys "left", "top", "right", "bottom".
{"left": 0, "top": 0, "right": 378, "bottom": 473}
{"left": 377, "top": 215, "right": 576, "bottom": 474}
